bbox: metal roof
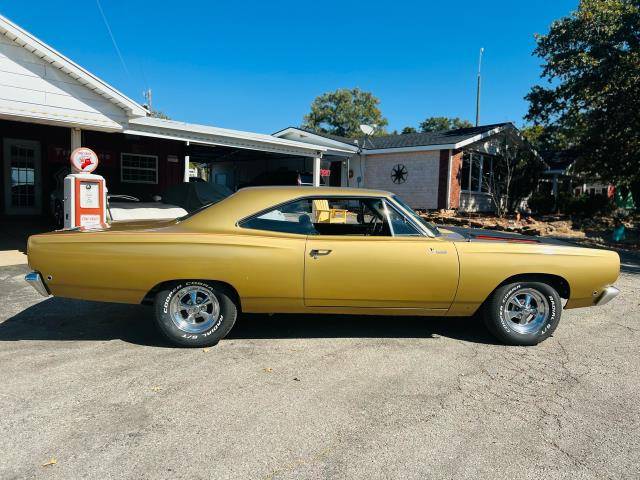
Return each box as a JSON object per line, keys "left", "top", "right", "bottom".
{"left": 126, "top": 117, "right": 327, "bottom": 157}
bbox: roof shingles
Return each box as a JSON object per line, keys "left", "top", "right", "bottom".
{"left": 286, "top": 123, "right": 512, "bottom": 150}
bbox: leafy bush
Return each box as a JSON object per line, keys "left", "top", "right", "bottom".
{"left": 528, "top": 193, "right": 614, "bottom": 216}
{"left": 527, "top": 193, "right": 556, "bottom": 214}
{"left": 562, "top": 194, "right": 613, "bottom": 217}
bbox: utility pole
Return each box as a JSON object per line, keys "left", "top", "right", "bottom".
{"left": 475, "top": 48, "right": 484, "bottom": 127}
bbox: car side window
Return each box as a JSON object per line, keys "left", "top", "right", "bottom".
{"left": 239, "top": 199, "right": 317, "bottom": 235}
{"left": 308, "top": 197, "right": 389, "bottom": 236}
{"left": 240, "top": 197, "right": 423, "bottom": 237}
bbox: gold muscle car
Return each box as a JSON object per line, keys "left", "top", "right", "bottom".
{"left": 25, "top": 186, "right": 620, "bottom": 347}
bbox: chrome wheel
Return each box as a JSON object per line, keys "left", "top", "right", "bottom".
{"left": 169, "top": 285, "right": 220, "bottom": 334}
{"left": 503, "top": 288, "right": 549, "bottom": 335}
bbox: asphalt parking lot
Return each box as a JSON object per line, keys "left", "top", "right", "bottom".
{"left": 1, "top": 259, "right": 639, "bottom": 480}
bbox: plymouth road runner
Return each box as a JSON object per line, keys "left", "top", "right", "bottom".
{"left": 25, "top": 187, "right": 620, "bottom": 347}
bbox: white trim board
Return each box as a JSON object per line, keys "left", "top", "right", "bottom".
{"left": 273, "top": 127, "right": 360, "bottom": 154}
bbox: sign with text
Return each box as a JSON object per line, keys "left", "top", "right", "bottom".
{"left": 70, "top": 147, "right": 99, "bottom": 173}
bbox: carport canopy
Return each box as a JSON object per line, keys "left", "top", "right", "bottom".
{"left": 124, "top": 117, "right": 327, "bottom": 186}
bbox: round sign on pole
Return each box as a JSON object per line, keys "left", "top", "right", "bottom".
{"left": 70, "top": 147, "right": 99, "bottom": 173}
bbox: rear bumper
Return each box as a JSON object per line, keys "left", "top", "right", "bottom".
{"left": 595, "top": 286, "right": 619, "bottom": 306}
{"left": 25, "top": 271, "right": 50, "bottom": 297}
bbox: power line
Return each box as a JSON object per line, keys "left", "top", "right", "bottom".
{"left": 95, "top": 0, "right": 131, "bottom": 80}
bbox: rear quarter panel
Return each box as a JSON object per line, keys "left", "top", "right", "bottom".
{"left": 27, "top": 230, "right": 305, "bottom": 308}
{"left": 448, "top": 241, "right": 620, "bottom": 315}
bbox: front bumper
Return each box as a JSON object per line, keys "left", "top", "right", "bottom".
{"left": 25, "top": 271, "right": 50, "bottom": 297}
{"left": 595, "top": 286, "right": 619, "bottom": 306}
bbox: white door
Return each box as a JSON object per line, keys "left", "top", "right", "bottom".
{"left": 3, "top": 138, "right": 42, "bottom": 215}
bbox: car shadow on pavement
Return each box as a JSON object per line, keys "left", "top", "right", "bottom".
{"left": 0, "top": 297, "right": 165, "bottom": 347}
{"left": 229, "top": 313, "right": 499, "bottom": 344}
{"left": 0, "top": 297, "right": 500, "bottom": 347}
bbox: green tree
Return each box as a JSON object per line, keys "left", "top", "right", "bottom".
{"left": 520, "top": 125, "right": 570, "bottom": 153}
{"left": 419, "top": 117, "right": 473, "bottom": 133}
{"left": 302, "top": 88, "right": 388, "bottom": 138}
{"left": 526, "top": 0, "right": 640, "bottom": 199}
{"left": 401, "top": 126, "right": 417, "bottom": 134}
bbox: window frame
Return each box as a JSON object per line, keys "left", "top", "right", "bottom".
{"left": 120, "top": 152, "right": 159, "bottom": 184}
{"left": 382, "top": 199, "right": 423, "bottom": 237}
{"left": 461, "top": 152, "right": 494, "bottom": 194}
{"left": 237, "top": 195, "right": 429, "bottom": 238}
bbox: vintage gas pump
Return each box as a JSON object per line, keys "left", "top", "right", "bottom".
{"left": 63, "top": 147, "right": 107, "bottom": 229}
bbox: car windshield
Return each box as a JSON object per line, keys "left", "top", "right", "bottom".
{"left": 391, "top": 195, "right": 440, "bottom": 236}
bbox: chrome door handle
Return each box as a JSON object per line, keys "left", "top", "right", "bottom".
{"left": 309, "top": 249, "right": 332, "bottom": 259}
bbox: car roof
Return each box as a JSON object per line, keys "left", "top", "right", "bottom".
{"left": 237, "top": 186, "right": 392, "bottom": 197}
{"left": 182, "top": 186, "right": 394, "bottom": 232}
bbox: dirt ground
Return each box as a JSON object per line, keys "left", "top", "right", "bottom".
{"left": 422, "top": 210, "right": 640, "bottom": 251}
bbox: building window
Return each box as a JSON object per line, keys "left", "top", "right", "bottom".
{"left": 121, "top": 153, "right": 158, "bottom": 184}
{"left": 461, "top": 152, "right": 493, "bottom": 193}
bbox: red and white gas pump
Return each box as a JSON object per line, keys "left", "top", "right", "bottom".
{"left": 63, "top": 147, "right": 107, "bottom": 229}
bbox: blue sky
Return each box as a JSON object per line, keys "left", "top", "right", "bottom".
{"left": 1, "top": 0, "right": 577, "bottom": 134}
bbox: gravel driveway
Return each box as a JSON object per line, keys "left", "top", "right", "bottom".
{"left": 1, "top": 262, "right": 639, "bottom": 480}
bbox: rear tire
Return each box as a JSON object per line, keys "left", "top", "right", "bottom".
{"left": 484, "top": 281, "right": 561, "bottom": 346}
{"left": 154, "top": 281, "right": 237, "bottom": 347}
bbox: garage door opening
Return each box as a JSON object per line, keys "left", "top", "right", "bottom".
{"left": 187, "top": 144, "right": 343, "bottom": 190}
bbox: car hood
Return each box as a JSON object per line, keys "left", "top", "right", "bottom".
{"left": 438, "top": 226, "right": 571, "bottom": 246}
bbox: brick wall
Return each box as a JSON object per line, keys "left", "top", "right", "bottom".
{"left": 448, "top": 149, "right": 463, "bottom": 209}
{"left": 363, "top": 150, "right": 440, "bottom": 209}
{"left": 437, "top": 150, "right": 449, "bottom": 209}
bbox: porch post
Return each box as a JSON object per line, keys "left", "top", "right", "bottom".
{"left": 184, "top": 141, "right": 190, "bottom": 182}
{"left": 70, "top": 128, "right": 82, "bottom": 150}
{"left": 446, "top": 149, "right": 452, "bottom": 209}
{"left": 312, "top": 156, "right": 321, "bottom": 187}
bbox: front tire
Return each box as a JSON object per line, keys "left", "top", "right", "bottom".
{"left": 154, "top": 281, "right": 237, "bottom": 347}
{"left": 484, "top": 281, "right": 561, "bottom": 346}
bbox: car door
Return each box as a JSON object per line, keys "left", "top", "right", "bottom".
{"left": 303, "top": 198, "right": 459, "bottom": 311}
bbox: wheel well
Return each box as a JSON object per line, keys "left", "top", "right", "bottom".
{"left": 141, "top": 279, "right": 242, "bottom": 311}
{"left": 496, "top": 273, "right": 571, "bottom": 299}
